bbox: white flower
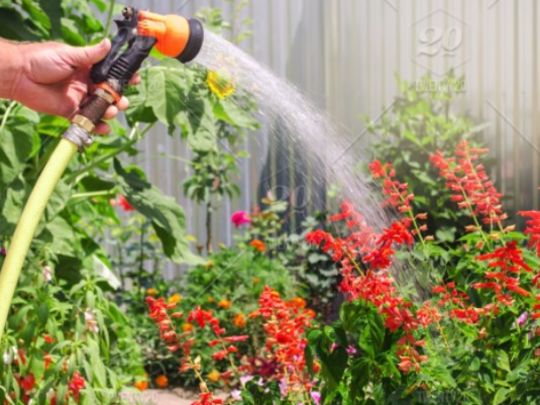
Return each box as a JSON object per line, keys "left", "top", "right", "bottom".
{"left": 84, "top": 309, "right": 99, "bottom": 334}
{"left": 230, "top": 390, "right": 242, "bottom": 401}
{"left": 2, "top": 347, "right": 16, "bottom": 365}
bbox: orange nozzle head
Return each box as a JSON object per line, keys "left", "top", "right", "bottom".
{"left": 138, "top": 10, "right": 204, "bottom": 62}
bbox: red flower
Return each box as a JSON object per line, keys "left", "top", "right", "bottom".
{"left": 68, "top": 372, "right": 86, "bottom": 402}
{"left": 43, "top": 334, "right": 54, "bottom": 344}
{"left": 519, "top": 210, "right": 540, "bottom": 257}
{"left": 430, "top": 141, "right": 506, "bottom": 227}
{"left": 416, "top": 302, "right": 441, "bottom": 327}
{"left": 252, "top": 286, "right": 314, "bottom": 394}
{"left": 188, "top": 307, "right": 225, "bottom": 336}
{"left": 369, "top": 160, "right": 415, "bottom": 214}
{"left": 110, "top": 195, "right": 135, "bottom": 212}
{"left": 18, "top": 374, "right": 35, "bottom": 392}
{"left": 432, "top": 282, "right": 481, "bottom": 323}
{"left": 306, "top": 201, "right": 427, "bottom": 373}
{"left": 192, "top": 392, "right": 224, "bottom": 405}
{"left": 474, "top": 242, "right": 532, "bottom": 303}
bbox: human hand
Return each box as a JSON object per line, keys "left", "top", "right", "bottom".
{"left": 5, "top": 39, "right": 139, "bottom": 134}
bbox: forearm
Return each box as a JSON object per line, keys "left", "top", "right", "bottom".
{"left": 0, "top": 39, "right": 23, "bottom": 100}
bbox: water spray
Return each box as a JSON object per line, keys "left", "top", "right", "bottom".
{"left": 0, "top": 7, "right": 204, "bottom": 340}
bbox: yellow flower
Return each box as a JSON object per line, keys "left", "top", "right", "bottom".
{"left": 146, "top": 288, "right": 158, "bottom": 296}
{"left": 207, "top": 70, "right": 235, "bottom": 99}
{"left": 218, "top": 299, "right": 232, "bottom": 310}
{"left": 207, "top": 369, "right": 221, "bottom": 383}
{"left": 182, "top": 322, "right": 194, "bottom": 332}
{"left": 168, "top": 293, "right": 182, "bottom": 305}
{"left": 155, "top": 374, "right": 168, "bottom": 389}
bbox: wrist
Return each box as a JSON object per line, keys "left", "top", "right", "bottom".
{"left": 0, "top": 40, "right": 25, "bottom": 101}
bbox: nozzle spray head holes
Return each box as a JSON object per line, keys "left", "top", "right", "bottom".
{"left": 177, "top": 18, "right": 204, "bottom": 63}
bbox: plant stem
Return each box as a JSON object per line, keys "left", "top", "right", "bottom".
{"left": 103, "top": 0, "right": 117, "bottom": 39}
{"left": 138, "top": 222, "right": 145, "bottom": 291}
{"left": 206, "top": 201, "right": 212, "bottom": 254}
{"left": 69, "top": 190, "right": 116, "bottom": 200}
{"left": 0, "top": 101, "right": 16, "bottom": 133}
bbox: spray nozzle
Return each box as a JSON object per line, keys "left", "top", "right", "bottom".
{"left": 90, "top": 6, "right": 204, "bottom": 85}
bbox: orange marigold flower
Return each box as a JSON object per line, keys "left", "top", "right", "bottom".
{"left": 146, "top": 288, "right": 158, "bottom": 296}
{"left": 288, "top": 297, "right": 307, "bottom": 309}
{"left": 249, "top": 239, "right": 266, "bottom": 252}
{"left": 134, "top": 380, "right": 149, "bottom": 391}
{"left": 155, "top": 374, "right": 169, "bottom": 389}
{"left": 182, "top": 322, "right": 194, "bottom": 332}
{"left": 233, "top": 313, "right": 246, "bottom": 328}
{"left": 218, "top": 299, "right": 232, "bottom": 310}
{"left": 208, "top": 369, "right": 221, "bottom": 383}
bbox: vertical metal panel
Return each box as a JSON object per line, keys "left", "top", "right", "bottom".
{"left": 122, "top": 0, "right": 540, "bottom": 276}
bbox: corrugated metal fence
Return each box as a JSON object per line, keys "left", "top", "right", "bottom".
{"left": 125, "top": 0, "right": 540, "bottom": 273}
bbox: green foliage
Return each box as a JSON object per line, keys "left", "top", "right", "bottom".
{"left": 174, "top": 245, "right": 299, "bottom": 387}
{"left": 0, "top": 0, "right": 107, "bottom": 44}
{"left": 0, "top": 267, "right": 144, "bottom": 403}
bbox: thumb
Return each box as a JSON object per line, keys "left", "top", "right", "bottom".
{"left": 65, "top": 39, "right": 111, "bottom": 67}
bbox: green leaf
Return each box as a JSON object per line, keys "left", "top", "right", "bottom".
{"left": 496, "top": 351, "right": 511, "bottom": 373}
{"left": 493, "top": 388, "right": 509, "bottom": 405}
{"left": 87, "top": 339, "right": 107, "bottom": 387}
{"left": 22, "top": 0, "right": 51, "bottom": 34}
{"left": 213, "top": 98, "right": 259, "bottom": 130}
{"left": 41, "top": 216, "right": 78, "bottom": 256}
{"left": 0, "top": 112, "right": 37, "bottom": 184}
{"left": 61, "top": 17, "right": 85, "bottom": 45}
{"left": 146, "top": 64, "right": 188, "bottom": 126}
{"left": 38, "top": 0, "right": 62, "bottom": 37}
{"left": 114, "top": 159, "right": 196, "bottom": 263}
{"left": 0, "top": 8, "right": 40, "bottom": 40}
{"left": 187, "top": 97, "right": 218, "bottom": 151}
{"left": 0, "top": 177, "right": 28, "bottom": 236}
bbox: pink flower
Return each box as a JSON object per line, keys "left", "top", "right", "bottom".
{"left": 231, "top": 210, "right": 251, "bottom": 228}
